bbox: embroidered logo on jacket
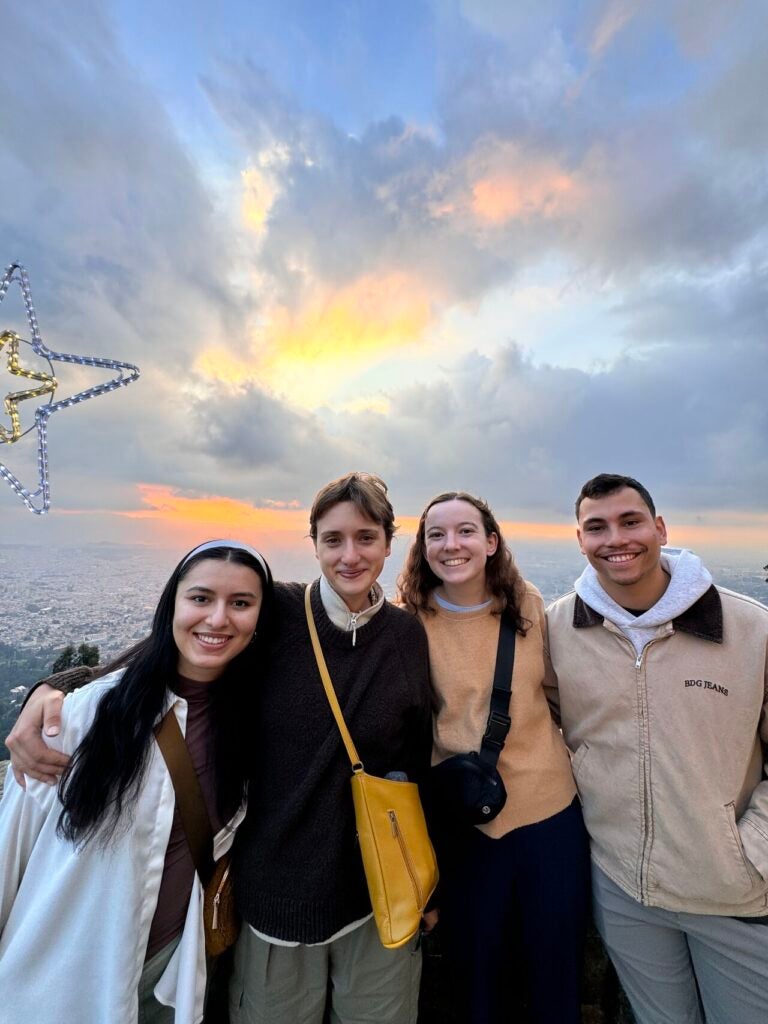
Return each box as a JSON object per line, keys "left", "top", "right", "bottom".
{"left": 684, "top": 679, "right": 729, "bottom": 696}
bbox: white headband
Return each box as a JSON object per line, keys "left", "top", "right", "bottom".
{"left": 180, "top": 539, "right": 270, "bottom": 579}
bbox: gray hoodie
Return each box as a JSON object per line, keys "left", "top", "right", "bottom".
{"left": 574, "top": 548, "right": 713, "bottom": 655}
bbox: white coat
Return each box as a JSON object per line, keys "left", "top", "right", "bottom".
{"left": 0, "top": 672, "right": 245, "bottom": 1024}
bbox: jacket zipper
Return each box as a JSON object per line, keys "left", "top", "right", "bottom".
{"left": 350, "top": 612, "right": 358, "bottom": 647}
{"left": 632, "top": 638, "right": 662, "bottom": 903}
{"left": 388, "top": 809, "right": 423, "bottom": 908}
{"left": 211, "top": 862, "right": 231, "bottom": 931}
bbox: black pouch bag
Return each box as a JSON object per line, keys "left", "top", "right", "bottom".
{"left": 430, "top": 612, "right": 516, "bottom": 827}
{"left": 431, "top": 751, "right": 507, "bottom": 826}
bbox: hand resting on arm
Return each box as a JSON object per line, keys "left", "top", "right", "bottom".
{"left": 5, "top": 684, "right": 69, "bottom": 787}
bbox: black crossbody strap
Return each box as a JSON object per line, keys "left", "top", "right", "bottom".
{"left": 478, "top": 612, "right": 516, "bottom": 768}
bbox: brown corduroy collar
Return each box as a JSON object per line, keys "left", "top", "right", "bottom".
{"left": 572, "top": 584, "right": 723, "bottom": 644}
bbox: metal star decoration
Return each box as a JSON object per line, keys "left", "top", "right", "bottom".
{"left": 0, "top": 262, "right": 141, "bottom": 514}
{"left": 0, "top": 330, "right": 58, "bottom": 442}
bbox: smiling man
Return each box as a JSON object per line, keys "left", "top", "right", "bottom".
{"left": 545, "top": 473, "right": 768, "bottom": 1024}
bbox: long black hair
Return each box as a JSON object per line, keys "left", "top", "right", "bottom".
{"left": 57, "top": 542, "right": 274, "bottom": 846}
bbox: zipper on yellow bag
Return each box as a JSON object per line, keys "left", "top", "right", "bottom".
{"left": 388, "top": 810, "right": 423, "bottom": 908}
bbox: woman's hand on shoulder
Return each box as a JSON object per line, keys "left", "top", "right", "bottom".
{"left": 5, "top": 684, "right": 69, "bottom": 787}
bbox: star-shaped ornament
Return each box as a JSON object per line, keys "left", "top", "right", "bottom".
{"left": 0, "top": 330, "right": 58, "bottom": 443}
{"left": 0, "top": 262, "right": 140, "bottom": 514}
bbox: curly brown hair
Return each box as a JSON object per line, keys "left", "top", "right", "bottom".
{"left": 397, "top": 491, "right": 530, "bottom": 635}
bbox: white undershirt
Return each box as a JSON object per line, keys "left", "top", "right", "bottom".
{"left": 434, "top": 592, "right": 493, "bottom": 613}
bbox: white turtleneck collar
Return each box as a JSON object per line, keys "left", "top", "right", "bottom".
{"left": 319, "top": 574, "right": 386, "bottom": 646}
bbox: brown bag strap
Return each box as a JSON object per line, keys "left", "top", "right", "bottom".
{"left": 155, "top": 708, "right": 215, "bottom": 885}
{"left": 304, "top": 585, "right": 363, "bottom": 772}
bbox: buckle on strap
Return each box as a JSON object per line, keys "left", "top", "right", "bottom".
{"left": 482, "top": 710, "right": 511, "bottom": 750}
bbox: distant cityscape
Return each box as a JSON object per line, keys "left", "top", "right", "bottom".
{"left": 0, "top": 540, "right": 765, "bottom": 762}
{"left": 1, "top": 541, "right": 765, "bottom": 665}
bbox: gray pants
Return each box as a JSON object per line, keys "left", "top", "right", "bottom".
{"left": 229, "top": 919, "right": 422, "bottom": 1024}
{"left": 138, "top": 938, "right": 181, "bottom": 1024}
{"left": 593, "top": 863, "right": 768, "bottom": 1024}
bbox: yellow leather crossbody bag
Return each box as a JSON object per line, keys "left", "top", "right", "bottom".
{"left": 304, "top": 585, "right": 438, "bottom": 949}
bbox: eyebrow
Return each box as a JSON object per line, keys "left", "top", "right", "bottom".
{"left": 427, "top": 521, "right": 479, "bottom": 529}
{"left": 319, "top": 528, "right": 379, "bottom": 539}
{"left": 581, "top": 509, "right": 647, "bottom": 526}
{"left": 184, "top": 585, "right": 259, "bottom": 597}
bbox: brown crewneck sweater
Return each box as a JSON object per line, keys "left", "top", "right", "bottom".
{"left": 421, "top": 582, "right": 576, "bottom": 837}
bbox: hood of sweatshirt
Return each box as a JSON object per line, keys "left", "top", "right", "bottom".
{"left": 574, "top": 548, "right": 713, "bottom": 655}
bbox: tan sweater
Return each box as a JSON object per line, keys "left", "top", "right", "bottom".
{"left": 421, "top": 582, "right": 576, "bottom": 838}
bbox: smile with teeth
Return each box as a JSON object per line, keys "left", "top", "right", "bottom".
{"left": 193, "top": 633, "right": 231, "bottom": 647}
{"left": 442, "top": 558, "right": 469, "bottom": 567}
{"left": 604, "top": 553, "right": 640, "bottom": 563}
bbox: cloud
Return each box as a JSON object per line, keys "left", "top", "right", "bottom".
{"left": 588, "top": 0, "right": 643, "bottom": 57}
{"left": 692, "top": 27, "right": 768, "bottom": 154}
{"left": 180, "top": 376, "right": 366, "bottom": 505}
{"left": 2, "top": 0, "right": 767, "bottom": 536}
{"left": 196, "top": 270, "right": 435, "bottom": 405}
{"left": 324, "top": 304, "right": 768, "bottom": 519}
{"left": 0, "top": 2, "right": 250, "bottom": 377}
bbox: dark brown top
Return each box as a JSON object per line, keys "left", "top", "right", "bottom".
{"left": 146, "top": 675, "right": 222, "bottom": 959}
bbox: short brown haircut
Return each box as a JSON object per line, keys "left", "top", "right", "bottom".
{"left": 575, "top": 473, "right": 656, "bottom": 519}
{"left": 309, "top": 472, "right": 396, "bottom": 542}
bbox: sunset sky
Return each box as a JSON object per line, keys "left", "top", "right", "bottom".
{"left": 1, "top": 1, "right": 766, "bottom": 564}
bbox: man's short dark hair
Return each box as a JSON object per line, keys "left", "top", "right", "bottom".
{"left": 575, "top": 473, "right": 656, "bottom": 519}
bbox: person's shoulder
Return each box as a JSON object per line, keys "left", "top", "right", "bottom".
{"left": 717, "top": 586, "right": 768, "bottom": 622}
{"left": 545, "top": 589, "right": 578, "bottom": 615}
{"left": 385, "top": 599, "right": 425, "bottom": 631}
{"left": 53, "top": 669, "right": 126, "bottom": 749}
{"left": 274, "top": 581, "right": 307, "bottom": 607}
{"left": 520, "top": 579, "right": 543, "bottom": 607}
{"left": 62, "top": 668, "right": 125, "bottom": 713}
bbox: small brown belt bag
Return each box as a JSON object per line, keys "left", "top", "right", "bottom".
{"left": 304, "top": 585, "right": 439, "bottom": 949}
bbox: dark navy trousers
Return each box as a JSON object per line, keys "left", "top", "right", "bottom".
{"left": 437, "top": 797, "right": 591, "bottom": 1024}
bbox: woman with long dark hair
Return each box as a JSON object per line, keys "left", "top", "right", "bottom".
{"left": 0, "top": 539, "right": 274, "bottom": 1024}
{"left": 399, "top": 492, "right": 590, "bottom": 1024}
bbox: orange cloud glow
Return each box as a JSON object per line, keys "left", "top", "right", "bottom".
{"left": 263, "top": 271, "right": 432, "bottom": 362}
{"left": 430, "top": 140, "right": 585, "bottom": 228}
{"left": 195, "top": 271, "right": 436, "bottom": 406}
{"left": 471, "top": 170, "right": 578, "bottom": 224}
{"left": 104, "top": 484, "right": 309, "bottom": 548}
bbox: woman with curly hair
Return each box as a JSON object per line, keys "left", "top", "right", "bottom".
{"left": 399, "top": 492, "right": 590, "bottom": 1024}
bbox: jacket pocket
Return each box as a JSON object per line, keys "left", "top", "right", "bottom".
{"left": 725, "top": 802, "right": 764, "bottom": 887}
{"left": 659, "top": 802, "right": 764, "bottom": 905}
{"left": 569, "top": 742, "right": 590, "bottom": 786}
